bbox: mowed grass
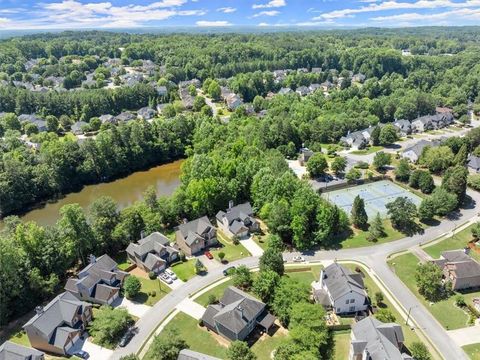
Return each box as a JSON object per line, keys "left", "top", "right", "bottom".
{"left": 132, "top": 277, "right": 171, "bottom": 306}
{"left": 211, "top": 232, "right": 250, "bottom": 262}
{"left": 195, "top": 278, "right": 234, "bottom": 307}
{"left": 333, "top": 330, "right": 351, "bottom": 360}
{"left": 463, "top": 343, "right": 480, "bottom": 360}
{"left": 337, "top": 219, "right": 404, "bottom": 249}
{"left": 388, "top": 253, "right": 480, "bottom": 330}
{"left": 251, "top": 329, "right": 288, "bottom": 359}
{"left": 423, "top": 223, "right": 480, "bottom": 262}
{"left": 350, "top": 145, "right": 383, "bottom": 155}
{"left": 171, "top": 259, "right": 196, "bottom": 281}
{"left": 113, "top": 251, "right": 131, "bottom": 271}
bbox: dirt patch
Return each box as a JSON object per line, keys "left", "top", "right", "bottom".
{"left": 130, "top": 267, "right": 149, "bottom": 279}
{"left": 203, "top": 326, "right": 230, "bottom": 348}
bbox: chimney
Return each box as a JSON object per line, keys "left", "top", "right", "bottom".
{"left": 88, "top": 254, "right": 96, "bottom": 264}
{"left": 182, "top": 218, "right": 188, "bottom": 224}
{"left": 228, "top": 200, "right": 234, "bottom": 212}
{"left": 140, "top": 230, "right": 145, "bottom": 239}
{"left": 35, "top": 306, "right": 44, "bottom": 315}
{"left": 236, "top": 306, "right": 245, "bottom": 319}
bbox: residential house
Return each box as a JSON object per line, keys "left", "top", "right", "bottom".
{"left": 468, "top": 155, "right": 480, "bottom": 173}
{"left": 320, "top": 81, "right": 334, "bottom": 92}
{"left": 126, "top": 232, "right": 179, "bottom": 274}
{"left": 349, "top": 317, "right": 411, "bottom": 360}
{"left": 220, "top": 86, "right": 234, "bottom": 99}
{"left": 179, "top": 88, "right": 195, "bottom": 109}
{"left": 137, "top": 107, "right": 157, "bottom": 120}
{"left": 299, "top": 147, "right": 314, "bottom": 166}
{"left": 393, "top": 119, "right": 412, "bottom": 136}
{"left": 0, "top": 341, "right": 44, "bottom": 360}
{"left": 99, "top": 114, "right": 116, "bottom": 124}
{"left": 179, "top": 79, "right": 201, "bottom": 89}
{"left": 309, "top": 83, "right": 321, "bottom": 93}
{"left": 202, "top": 286, "right": 275, "bottom": 341}
{"left": 295, "top": 86, "right": 310, "bottom": 96}
{"left": 411, "top": 112, "right": 454, "bottom": 133}
{"left": 352, "top": 73, "right": 366, "bottom": 83}
{"left": 278, "top": 87, "right": 292, "bottom": 95}
{"left": 311, "top": 67, "right": 322, "bottom": 73}
{"left": 19, "top": 114, "right": 48, "bottom": 133}
{"left": 175, "top": 216, "right": 217, "bottom": 256}
{"left": 115, "top": 112, "right": 136, "bottom": 123}
{"left": 401, "top": 139, "right": 440, "bottom": 163}
{"left": 121, "top": 74, "right": 143, "bottom": 87}
{"left": 226, "top": 94, "right": 243, "bottom": 111}
{"left": 64, "top": 254, "right": 128, "bottom": 305}
{"left": 433, "top": 250, "right": 480, "bottom": 291}
{"left": 340, "top": 130, "right": 368, "bottom": 151}
{"left": 312, "top": 263, "right": 368, "bottom": 314}
{"left": 177, "top": 349, "right": 221, "bottom": 360}
{"left": 216, "top": 202, "right": 259, "bottom": 239}
{"left": 23, "top": 292, "right": 92, "bottom": 356}
{"left": 71, "top": 121, "right": 87, "bottom": 135}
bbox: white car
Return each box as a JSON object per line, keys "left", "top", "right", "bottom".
{"left": 159, "top": 272, "right": 173, "bottom": 284}
{"left": 165, "top": 268, "right": 177, "bottom": 280}
{"left": 293, "top": 256, "right": 305, "bottom": 262}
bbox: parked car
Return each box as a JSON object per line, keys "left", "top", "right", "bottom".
{"left": 223, "top": 266, "right": 236, "bottom": 276}
{"left": 165, "top": 268, "right": 177, "bottom": 280}
{"left": 293, "top": 255, "right": 305, "bottom": 262}
{"left": 205, "top": 251, "right": 214, "bottom": 260}
{"left": 159, "top": 272, "right": 173, "bottom": 284}
{"left": 73, "top": 350, "right": 90, "bottom": 359}
{"left": 119, "top": 328, "right": 135, "bottom": 347}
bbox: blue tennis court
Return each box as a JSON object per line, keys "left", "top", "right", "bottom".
{"left": 322, "top": 180, "right": 422, "bottom": 219}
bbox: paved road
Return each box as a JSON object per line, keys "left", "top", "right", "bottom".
{"left": 111, "top": 189, "right": 480, "bottom": 360}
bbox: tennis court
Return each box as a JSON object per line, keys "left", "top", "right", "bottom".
{"left": 322, "top": 180, "right": 422, "bottom": 219}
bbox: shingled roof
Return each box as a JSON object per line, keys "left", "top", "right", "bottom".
{"left": 321, "top": 263, "right": 366, "bottom": 301}
{"left": 176, "top": 216, "right": 214, "bottom": 246}
{"left": 0, "top": 341, "right": 44, "bottom": 360}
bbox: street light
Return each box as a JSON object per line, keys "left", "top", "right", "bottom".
{"left": 405, "top": 305, "right": 417, "bottom": 326}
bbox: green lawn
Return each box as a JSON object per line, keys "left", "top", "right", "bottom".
{"left": 146, "top": 312, "right": 228, "bottom": 359}
{"left": 337, "top": 220, "right": 404, "bottom": 249}
{"left": 113, "top": 251, "right": 131, "bottom": 271}
{"left": 195, "top": 279, "right": 235, "bottom": 306}
{"left": 132, "top": 277, "right": 171, "bottom": 306}
{"left": 423, "top": 223, "right": 480, "bottom": 262}
{"left": 284, "top": 265, "right": 323, "bottom": 286}
{"left": 251, "top": 329, "right": 288, "bottom": 359}
{"left": 333, "top": 330, "right": 351, "bottom": 360}
{"left": 463, "top": 343, "right": 480, "bottom": 360}
{"left": 350, "top": 146, "right": 383, "bottom": 155}
{"left": 171, "top": 259, "right": 196, "bottom": 281}
{"left": 8, "top": 329, "right": 30, "bottom": 347}
{"left": 211, "top": 232, "right": 250, "bottom": 263}
{"left": 388, "top": 253, "right": 480, "bottom": 330}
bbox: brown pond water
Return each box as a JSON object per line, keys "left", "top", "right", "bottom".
{"left": 1, "top": 159, "right": 183, "bottom": 228}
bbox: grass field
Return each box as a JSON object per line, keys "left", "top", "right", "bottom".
{"left": 388, "top": 253, "right": 480, "bottom": 330}
{"left": 171, "top": 259, "right": 196, "bottom": 281}
{"left": 333, "top": 330, "right": 351, "bottom": 360}
{"left": 211, "top": 232, "right": 250, "bottom": 262}
{"left": 350, "top": 146, "right": 383, "bottom": 155}
{"left": 132, "top": 277, "right": 171, "bottom": 306}
{"left": 195, "top": 279, "right": 234, "bottom": 306}
{"left": 463, "top": 343, "right": 480, "bottom": 360}
{"left": 337, "top": 219, "right": 404, "bottom": 249}
{"left": 251, "top": 329, "right": 288, "bottom": 359}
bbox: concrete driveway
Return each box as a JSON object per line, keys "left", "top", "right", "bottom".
{"left": 239, "top": 236, "right": 264, "bottom": 257}
{"left": 176, "top": 298, "right": 206, "bottom": 320}
{"left": 112, "top": 297, "right": 151, "bottom": 318}
{"left": 448, "top": 324, "right": 480, "bottom": 346}
{"left": 68, "top": 334, "right": 113, "bottom": 359}
{"left": 199, "top": 254, "right": 221, "bottom": 271}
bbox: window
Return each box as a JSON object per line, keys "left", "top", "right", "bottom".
{"left": 350, "top": 299, "right": 355, "bottom": 303}
{"left": 349, "top": 306, "right": 355, "bottom": 312}
{"left": 345, "top": 299, "right": 349, "bottom": 304}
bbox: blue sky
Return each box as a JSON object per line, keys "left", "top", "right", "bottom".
{"left": 0, "top": 0, "right": 479, "bottom": 30}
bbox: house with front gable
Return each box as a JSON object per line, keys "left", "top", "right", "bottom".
{"left": 175, "top": 216, "right": 217, "bottom": 256}
{"left": 340, "top": 130, "right": 368, "bottom": 151}
{"left": 468, "top": 155, "right": 480, "bottom": 173}
{"left": 311, "top": 263, "right": 369, "bottom": 314}
{"left": 393, "top": 119, "right": 412, "bottom": 136}
{"left": 64, "top": 254, "right": 129, "bottom": 305}
{"left": 0, "top": 341, "right": 44, "bottom": 360}
{"left": 401, "top": 139, "right": 440, "bottom": 163}
{"left": 433, "top": 250, "right": 480, "bottom": 291}
{"left": 126, "top": 232, "right": 179, "bottom": 274}
{"left": 23, "top": 292, "right": 92, "bottom": 356}
{"left": 216, "top": 202, "right": 259, "bottom": 239}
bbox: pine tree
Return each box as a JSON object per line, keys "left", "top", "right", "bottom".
{"left": 454, "top": 144, "right": 468, "bottom": 166}
{"left": 367, "top": 212, "right": 386, "bottom": 241}
{"left": 351, "top": 195, "right": 368, "bottom": 229}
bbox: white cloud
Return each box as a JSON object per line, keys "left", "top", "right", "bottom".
{"left": 196, "top": 20, "right": 232, "bottom": 26}
{"left": 253, "top": 0, "right": 286, "bottom": 9}
{"left": 371, "top": 7, "right": 480, "bottom": 22}
{"left": 217, "top": 7, "right": 237, "bottom": 13}
{"left": 252, "top": 10, "right": 280, "bottom": 17}
{"left": 258, "top": 22, "right": 270, "bottom": 26}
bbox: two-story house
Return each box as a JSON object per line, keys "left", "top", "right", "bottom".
{"left": 64, "top": 254, "right": 129, "bottom": 305}
{"left": 433, "top": 250, "right": 480, "bottom": 291}
{"left": 216, "top": 202, "right": 259, "bottom": 239}
{"left": 126, "top": 232, "right": 179, "bottom": 274}
{"left": 312, "top": 263, "right": 369, "bottom": 314}
{"left": 23, "top": 292, "right": 92, "bottom": 356}
{"left": 0, "top": 341, "right": 44, "bottom": 360}
{"left": 202, "top": 286, "right": 275, "bottom": 341}
{"left": 175, "top": 216, "right": 217, "bottom": 256}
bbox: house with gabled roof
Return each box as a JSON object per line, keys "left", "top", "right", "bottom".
{"left": 0, "top": 341, "right": 44, "bottom": 360}
{"left": 23, "top": 292, "right": 92, "bottom": 356}
{"left": 175, "top": 216, "right": 217, "bottom": 256}
{"left": 115, "top": 111, "right": 136, "bottom": 123}
{"left": 312, "top": 263, "right": 368, "bottom": 314}
{"left": 126, "top": 232, "right": 179, "bottom": 274}
{"left": 295, "top": 86, "right": 310, "bottom": 96}
{"left": 71, "top": 121, "right": 87, "bottom": 135}
{"left": 64, "top": 254, "right": 128, "bottom": 305}
{"left": 393, "top": 119, "right": 412, "bottom": 136}
{"left": 177, "top": 349, "right": 221, "bottom": 360}
{"left": 99, "top": 114, "right": 116, "bottom": 124}
{"left": 468, "top": 155, "right": 480, "bottom": 173}
{"left": 401, "top": 139, "right": 440, "bottom": 163}
{"left": 349, "top": 317, "right": 411, "bottom": 360}
{"left": 433, "top": 250, "right": 480, "bottom": 291}
{"left": 216, "top": 202, "right": 259, "bottom": 239}
{"left": 278, "top": 87, "right": 292, "bottom": 95}
{"left": 202, "top": 286, "right": 275, "bottom": 341}
{"left": 137, "top": 107, "right": 157, "bottom": 120}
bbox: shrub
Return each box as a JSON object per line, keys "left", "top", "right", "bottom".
{"left": 198, "top": 319, "right": 204, "bottom": 327}
{"left": 148, "top": 271, "right": 157, "bottom": 280}
{"left": 207, "top": 294, "right": 218, "bottom": 305}
{"left": 232, "top": 236, "right": 240, "bottom": 245}
{"left": 355, "top": 161, "right": 369, "bottom": 169}
{"left": 454, "top": 294, "right": 466, "bottom": 307}
{"left": 179, "top": 251, "right": 186, "bottom": 262}
{"left": 218, "top": 251, "right": 226, "bottom": 262}
{"left": 124, "top": 276, "right": 141, "bottom": 299}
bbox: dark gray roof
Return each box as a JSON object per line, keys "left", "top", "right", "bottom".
{"left": 439, "top": 250, "right": 480, "bottom": 279}
{"left": 177, "top": 349, "right": 221, "bottom": 360}
{"left": 352, "top": 317, "right": 406, "bottom": 360}
{"left": 0, "top": 341, "right": 44, "bottom": 360}
{"left": 469, "top": 155, "right": 480, "bottom": 171}
{"left": 216, "top": 202, "right": 254, "bottom": 226}
{"left": 137, "top": 107, "right": 156, "bottom": 120}
{"left": 403, "top": 139, "right": 439, "bottom": 157}
{"left": 115, "top": 112, "right": 136, "bottom": 122}
{"left": 176, "top": 216, "right": 214, "bottom": 246}
{"left": 321, "top": 263, "right": 366, "bottom": 301}
{"left": 71, "top": 121, "right": 87, "bottom": 134}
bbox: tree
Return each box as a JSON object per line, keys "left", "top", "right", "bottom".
{"left": 306, "top": 153, "right": 328, "bottom": 178}
{"left": 272, "top": 277, "right": 310, "bottom": 326}
{"left": 259, "top": 247, "right": 284, "bottom": 275}
{"left": 46, "top": 115, "right": 59, "bottom": 133}
{"left": 330, "top": 156, "right": 347, "bottom": 175}
{"left": 367, "top": 213, "right": 386, "bottom": 241}
{"left": 124, "top": 276, "right": 141, "bottom": 299}
{"left": 208, "top": 80, "right": 221, "bottom": 100}
{"left": 410, "top": 342, "right": 431, "bottom": 360}
{"left": 421, "top": 146, "right": 454, "bottom": 173}
{"left": 265, "top": 198, "right": 292, "bottom": 241}
{"left": 89, "top": 306, "right": 133, "bottom": 348}
{"left": 395, "top": 158, "right": 410, "bottom": 182}
{"left": 386, "top": 197, "right": 417, "bottom": 232}
{"left": 370, "top": 125, "right": 381, "bottom": 146}
{"left": 144, "top": 329, "right": 188, "bottom": 360}
{"left": 193, "top": 96, "right": 206, "bottom": 112}
{"left": 374, "top": 291, "right": 384, "bottom": 305}
{"left": 454, "top": 144, "right": 469, "bottom": 166}
{"left": 226, "top": 341, "right": 256, "bottom": 360}
{"left": 351, "top": 195, "right": 368, "bottom": 229}
{"left": 232, "top": 265, "right": 253, "bottom": 290}
{"left": 346, "top": 168, "right": 361, "bottom": 183}
{"left": 472, "top": 222, "right": 480, "bottom": 239}
{"left": 375, "top": 309, "right": 396, "bottom": 323}
{"left": 373, "top": 151, "right": 391, "bottom": 170}
{"left": 218, "top": 251, "right": 225, "bottom": 262}
{"left": 379, "top": 124, "right": 399, "bottom": 145}
{"left": 418, "top": 171, "right": 435, "bottom": 194}
{"left": 429, "top": 187, "right": 458, "bottom": 216}
{"left": 418, "top": 198, "right": 435, "bottom": 222}
{"left": 415, "top": 262, "right": 446, "bottom": 302}
{"left": 88, "top": 196, "right": 120, "bottom": 253}
{"left": 253, "top": 270, "right": 280, "bottom": 303}
{"left": 194, "top": 259, "right": 205, "bottom": 274}
{"left": 442, "top": 165, "right": 468, "bottom": 206}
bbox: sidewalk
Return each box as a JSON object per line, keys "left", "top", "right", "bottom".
{"left": 176, "top": 298, "right": 206, "bottom": 320}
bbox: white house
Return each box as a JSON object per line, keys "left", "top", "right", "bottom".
{"left": 312, "top": 263, "right": 368, "bottom": 314}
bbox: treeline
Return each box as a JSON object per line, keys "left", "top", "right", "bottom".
{"left": 0, "top": 114, "right": 196, "bottom": 217}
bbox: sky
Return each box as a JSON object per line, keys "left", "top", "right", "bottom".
{"left": 0, "top": 0, "right": 479, "bottom": 30}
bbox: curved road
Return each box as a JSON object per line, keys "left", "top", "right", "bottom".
{"left": 112, "top": 190, "right": 480, "bottom": 360}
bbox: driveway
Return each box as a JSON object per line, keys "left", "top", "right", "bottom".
{"left": 199, "top": 254, "right": 221, "bottom": 271}
{"left": 176, "top": 298, "right": 206, "bottom": 320}
{"left": 112, "top": 297, "right": 151, "bottom": 318}
{"left": 239, "top": 236, "right": 264, "bottom": 257}
{"left": 448, "top": 324, "right": 480, "bottom": 346}
{"left": 287, "top": 159, "right": 307, "bottom": 179}
{"left": 68, "top": 334, "right": 113, "bottom": 359}
{"left": 169, "top": 278, "right": 185, "bottom": 290}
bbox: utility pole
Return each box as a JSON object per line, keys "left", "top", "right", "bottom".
{"left": 406, "top": 305, "right": 416, "bottom": 326}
